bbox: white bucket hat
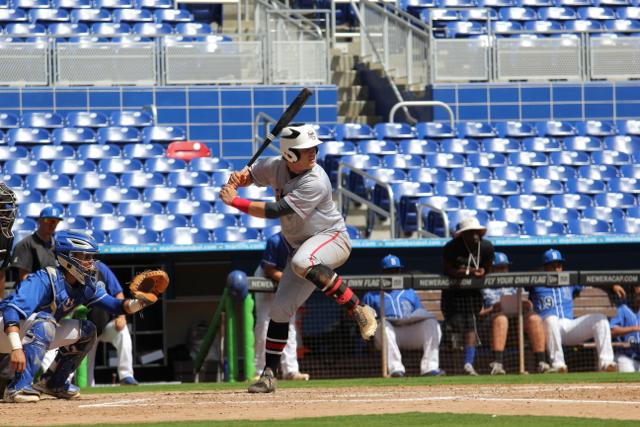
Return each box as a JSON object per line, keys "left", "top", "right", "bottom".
{"left": 454, "top": 216, "right": 486, "bottom": 238}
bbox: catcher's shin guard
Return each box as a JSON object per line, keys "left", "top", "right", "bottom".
{"left": 42, "top": 320, "right": 96, "bottom": 391}
{"left": 7, "top": 312, "right": 55, "bottom": 393}
{"left": 306, "top": 264, "right": 360, "bottom": 311}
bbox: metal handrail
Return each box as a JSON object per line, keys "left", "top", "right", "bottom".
{"left": 253, "top": 111, "right": 280, "bottom": 155}
{"left": 336, "top": 161, "right": 396, "bottom": 238}
{"left": 389, "top": 101, "right": 455, "bottom": 130}
{"left": 258, "top": 0, "right": 326, "bottom": 40}
{"left": 416, "top": 202, "right": 449, "bottom": 239}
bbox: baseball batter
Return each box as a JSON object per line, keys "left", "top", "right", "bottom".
{"left": 219, "top": 123, "right": 377, "bottom": 393}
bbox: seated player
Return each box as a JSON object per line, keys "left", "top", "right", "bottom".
{"left": 610, "top": 286, "right": 640, "bottom": 372}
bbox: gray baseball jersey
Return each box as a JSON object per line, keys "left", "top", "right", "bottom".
{"left": 250, "top": 157, "right": 346, "bottom": 249}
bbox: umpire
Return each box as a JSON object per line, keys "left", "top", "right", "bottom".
{"left": 441, "top": 217, "right": 495, "bottom": 376}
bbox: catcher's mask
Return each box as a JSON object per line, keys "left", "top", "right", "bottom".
{"left": 0, "top": 182, "right": 17, "bottom": 239}
{"left": 55, "top": 230, "right": 99, "bottom": 285}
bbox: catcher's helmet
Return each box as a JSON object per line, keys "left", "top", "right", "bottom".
{"left": 55, "top": 230, "right": 99, "bottom": 285}
{"left": 279, "top": 124, "right": 322, "bottom": 163}
{"left": 0, "top": 182, "right": 16, "bottom": 239}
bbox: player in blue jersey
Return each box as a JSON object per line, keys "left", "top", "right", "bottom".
{"left": 610, "top": 285, "right": 640, "bottom": 372}
{"left": 0, "top": 230, "right": 157, "bottom": 403}
{"left": 528, "top": 249, "right": 616, "bottom": 373}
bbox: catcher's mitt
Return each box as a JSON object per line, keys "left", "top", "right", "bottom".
{"left": 129, "top": 270, "right": 169, "bottom": 304}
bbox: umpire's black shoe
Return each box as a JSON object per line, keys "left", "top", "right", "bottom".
{"left": 248, "top": 368, "right": 276, "bottom": 393}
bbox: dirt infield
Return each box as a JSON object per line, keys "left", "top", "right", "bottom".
{"left": 1, "top": 383, "right": 640, "bottom": 425}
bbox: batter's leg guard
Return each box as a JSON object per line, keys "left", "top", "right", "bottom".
{"left": 5, "top": 312, "right": 56, "bottom": 403}
{"left": 35, "top": 320, "right": 96, "bottom": 399}
{"left": 305, "top": 264, "right": 360, "bottom": 311}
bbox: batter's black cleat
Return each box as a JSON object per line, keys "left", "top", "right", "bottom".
{"left": 248, "top": 367, "right": 276, "bottom": 393}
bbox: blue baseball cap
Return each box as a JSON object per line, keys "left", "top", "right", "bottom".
{"left": 543, "top": 249, "right": 565, "bottom": 265}
{"left": 493, "top": 252, "right": 511, "bottom": 267}
{"left": 381, "top": 254, "right": 403, "bottom": 270}
{"left": 39, "top": 206, "right": 63, "bottom": 220}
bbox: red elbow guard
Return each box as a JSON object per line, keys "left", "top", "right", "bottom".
{"left": 231, "top": 197, "right": 251, "bottom": 214}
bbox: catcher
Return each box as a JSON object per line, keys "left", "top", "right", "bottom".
{"left": 0, "top": 230, "right": 169, "bottom": 402}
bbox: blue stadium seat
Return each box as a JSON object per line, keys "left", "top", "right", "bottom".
{"left": 2, "top": 174, "right": 23, "bottom": 189}
{"left": 577, "top": 164, "right": 617, "bottom": 181}
{"left": 5, "top": 23, "right": 47, "bottom": 37}
{"left": 77, "top": 143, "right": 121, "bottom": 160}
{"left": 493, "top": 207, "right": 535, "bottom": 224}
{"left": 166, "top": 170, "right": 209, "bottom": 188}
{"left": 551, "top": 193, "right": 593, "bottom": 209}
{"left": 122, "top": 143, "right": 164, "bottom": 160}
{"left": 117, "top": 200, "right": 163, "bottom": 216}
{"left": 620, "top": 164, "right": 640, "bottom": 179}
{"left": 536, "top": 120, "right": 578, "bottom": 137}
{"left": 20, "top": 112, "right": 63, "bottom": 129}
{"left": 536, "top": 165, "right": 577, "bottom": 182}
{"left": 188, "top": 157, "right": 231, "bottom": 172}
{"left": 437, "top": 0, "right": 476, "bottom": 6}
{"left": 563, "top": 19, "right": 602, "bottom": 31}
{"left": 478, "top": 0, "right": 515, "bottom": 5}
{"left": 538, "top": 206, "right": 580, "bottom": 223}
{"left": 398, "top": 139, "right": 439, "bottom": 155}
{"left": 493, "top": 165, "right": 535, "bottom": 182}
{"left": 374, "top": 123, "right": 416, "bottom": 140}
{"left": 522, "top": 137, "right": 561, "bottom": 152}
{"left": 460, "top": 8, "right": 499, "bottom": 20}
{"left": 508, "top": 152, "right": 548, "bottom": 167}
{"left": 334, "top": 123, "right": 375, "bottom": 141}
{"left": 236, "top": 186, "right": 275, "bottom": 201}
{"left": 603, "top": 135, "right": 640, "bottom": 154}
{"left": 603, "top": 18, "right": 640, "bottom": 32}
{"left": 0, "top": 146, "right": 27, "bottom": 161}
{"left": 458, "top": 122, "right": 497, "bottom": 139}
{"left": 12, "top": 229, "right": 34, "bottom": 244}
{"left": 494, "top": 122, "right": 536, "bottom": 139}
{"left": 609, "top": 177, "right": 640, "bottom": 193}
{"left": 0, "top": 9, "right": 28, "bottom": 23}
{"left": 191, "top": 186, "right": 219, "bottom": 203}
{"left": 132, "top": 22, "right": 173, "bottom": 35}
{"left": 524, "top": 20, "right": 563, "bottom": 34}
{"left": 485, "top": 220, "right": 521, "bottom": 237}
{"left": 48, "top": 22, "right": 91, "bottom": 35}
{"left": 595, "top": 192, "right": 637, "bottom": 209}
{"left": 415, "top": 196, "right": 462, "bottom": 235}
{"left": 318, "top": 141, "right": 358, "bottom": 177}
{"left": 625, "top": 206, "right": 640, "bottom": 218}
{"left": 140, "top": 213, "right": 188, "bottom": 232}
{"left": 213, "top": 226, "right": 259, "bottom": 242}
{"left": 94, "top": 187, "right": 141, "bottom": 203}
{"left": 523, "top": 220, "right": 565, "bottom": 236}
{"left": 50, "top": 159, "right": 96, "bottom": 175}
{"left": 463, "top": 194, "right": 505, "bottom": 211}
{"left": 113, "top": 9, "right": 153, "bottom": 23}
{"left": 441, "top": 138, "right": 480, "bottom": 154}
{"left": 416, "top": 122, "right": 456, "bottom": 139}
{"left": 191, "top": 212, "right": 237, "bottom": 230}
{"left": 91, "top": 215, "right": 137, "bottom": 232}
{"left": 261, "top": 225, "right": 282, "bottom": 239}
{"left": 591, "top": 150, "right": 632, "bottom": 165}
{"left": 238, "top": 215, "right": 280, "bottom": 230}
{"left": 210, "top": 171, "right": 232, "bottom": 188}
{"left": 421, "top": 8, "right": 459, "bottom": 26}
{"left": 616, "top": 7, "right": 640, "bottom": 20}
{"left": 15, "top": 0, "right": 49, "bottom": 9}
{"left": 4, "top": 159, "right": 48, "bottom": 175}
{"left": 595, "top": 0, "right": 630, "bottom": 5}
{"left": 52, "top": 127, "right": 97, "bottom": 145}
{"left": 143, "top": 187, "right": 190, "bottom": 203}
{"left": 162, "top": 227, "right": 210, "bottom": 244}
{"left": 583, "top": 206, "right": 624, "bottom": 222}
{"left": 567, "top": 218, "right": 610, "bottom": 235}
{"left": 477, "top": 179, "right": 520, "bottom": 195}
{"left": 73, "top": 171, "right": 118, "bottom": 190}
{"left": 311, "top": 124, "right": 333, "bottom": 141}
{"left": 382, "top": 154, "right": 423, "bottom": 170}
{"left": 65, "top": 111, "right": 109, "bottom": 128}
{"left": 109, "top": 228, "right": 159, "bottom": 245}
{"left": 523, "top": 178, "right": 564, "bottom": 195}
{"left": 507, "top": 194, "right": 550, "bottom": 210}
{"left": 68, "top": 201, "right": 115, "bottom": 218}
{"left": 8, "top": 128, "right": 51, "bottom": 146}
{"left": 142, "top": 126, "right": 185, "bottom": 144}
{"left": 563, "top": 136, "right": 603, "bottom": 152}
{"left": 18, "top": 202, "right": 65, "bottom": 219}
{"left": 91, "top": 22, "right": 132, "bottom": 36}
{"left": 451, "top": 166, "right": 492, "bottom": 182}
{"left": 424, "top": 152, "right": 465, "bottom": 168}
{"left": 435, "top": 181, "right": 476, "bottom": 197}
{"left": 45, "top": 187, "right": 92, "bottom": 204}
{"left": 110, "top": 110, "right": 153, "bottom": 127}
{"left": 444, "top": 21, "right": 485, "bottom": 37}
{"left": 518, "top": 0, "right": 554, "bottom": 5}
{"left": 490, "top": 20, "right": 523, "bottom": 35}
{"left": 29, "top": 9, "right": 70, "bottom": 23}
{"left": 446, "top": 209, "right": 491, "bottom": 233}
{"left": 612, "top": 217, "right": 640, "bottom": 234}
{"left": 408, "top": 167, "right": 449, "bottom": 183}
{"left": 137, "top": 0, "right": 172, "bottom": 8}
{"left": 144, "top": 157, "right": 187, "bottom": 174}
{"left": 616, "top": 119, "right": 640, "bottom": 135}
{"left": 95, "top": 0, "right": 134, "bottom": 8}
{"left": 359, "top": 168, "right": 407, "bottom": 196}
{"left": 175, "top": 22, "right": 212, "bottom": 36}
{"left": 120, "top": 171, "right": 165, "bottom": 189}
{"left": 165, "top": 199, "right": 211, "bottom": 216}
{"left": 357, "top": 140, "right": 399, "bottom": 155}
{"left": 154, "top": 8, "right": 193, "bottom": 23}
{"left": 30, "top": 145, "right": 75, "bottom": 161}
{"left": 468, "top": 152, "right": 508, "bottom": 168}
{"left": 56, "top": 216, "right": 90, "bottom": 231}
{"left": 481, "top": 138, "right": 521, "bottom": 153}
{"left": 576, "top": 120, "right": 617, "bottom": 136}
{"left": 498, "top": 7, "right": 538, "bottom": 21}
{"left": 98, "top": 127, "right": 141, "bottom": 145}
{"left": 566, "top": 178, "right": 607, "bottom": 194}
{"left": 12, "top": 217, "right": 37, "bottom": 232}
{"left": 0, "top": 113, "right": 19, "bottom": 129}
{"left": 538, "top": 6, "right": 577, "bottom": 20}
{"left": 549, "top": 151, "right": 591, "bottom": 167}
{"left": 577, "top": 6, "right": 616, "bottom": 20}
{"left": 98, "top": 158, "right": 144, "bottom": 174}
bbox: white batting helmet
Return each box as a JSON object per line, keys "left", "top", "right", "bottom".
{"left": 279, "top": 124, "right": 322, "bottom": 163}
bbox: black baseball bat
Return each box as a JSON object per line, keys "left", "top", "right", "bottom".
{"left": 246, "top": 87, "right": 313, "bottom": 168}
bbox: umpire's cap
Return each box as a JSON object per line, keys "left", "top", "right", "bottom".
{"left": 39, "top": 205, "right": 63, "bottom": 220}
{"left": 381, "top": 254, "right": 403, "bottom": 270}
{"left": 543, "top": 249, "right": 565, "bottom": 265}
{"left": 493, "top": 252, "right": 511, "bottom": 267}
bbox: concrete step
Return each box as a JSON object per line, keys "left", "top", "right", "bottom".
{"left": 338, "top": 115, "right": 380, "bottom": 124}
{"left": 337, "top": 85, "right": 369, "bottom": 102}
{"left": 331, "top": 70, "right": 360, "bottom": 86}
{"left": 338, "top": 100, "right": 376, "bottom": 116}
{"left": 331, "top": 54, "right": 360, "bottom": 72}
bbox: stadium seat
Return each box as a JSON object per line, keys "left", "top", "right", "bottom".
{"left": 415, "top": 122, "right": 456, "bottom": 139}
{"left": 8, "top": 128, "right": 51, "bottom": 146}
{"left": 110, "top": 111, "right": 153, "bottom": 127}
{"left": 576, "top": 120, "right": 617, "bottom": 136}
{"left": 463, "top": 195, "right": 505, "bottom": 211}
{"left": 435, "top": 181, "right": 476, "bottom": 197}
{"left": 609, "top": 177, "right": 640, "bottom": 193}
{"left": 25, "top": 173, "right": 72, "bottom": 191}
{"left": 616, "top": 119, "right": 640, "bottom": 135}
{"left": 468, "top": 152, "right": 508, "bottom": 168}
{"left": 94, "top": 187, "right": 141, "bottom": 203}
{"left": 494, "top": 208, "right": 535, "bottom": 225}
{"left": 563, "top": 136, "right": 603, "bottom": 152}
{"left": 72, "top": 171, "right": 118, "bottom": 190}
{"left": 620, "top": 164, "right": 640, "bottom": 179}
{"left": 91, "top": 22, "right": 132, "bottom": 36}
{"left": 334, "top": 123, "right": 375, "bottom": 141}
{"left": 18, "top": 202, "right": 64, "bottom": 219}
{"left": 485, "top": 220, "right": 521, "bottom": 237}
{"left": 144, "top": 157, "right": 187, "bottom": 174}
{"left": 165, "top": 199, "right": 211, "bottom": 216}
{"left": 594, "top": 192, "right": 636, "bottom": 209}
{"left": 137, "top": 0, "right": 172, "bottom": 8}
{"left": 98, "top": 127, "right": 141, "bottom": 145}
{"left": 213, "top": 226, "right": 259, "bottom": 242}
{"left": 577, "top": 165, "right": 617, "bottom": 182}
{"left": 458, "top": 122, "right": 498, "bottom": 139}
{"left": 29, "top": 9, "right": 70, "bottom": 24}
{"left": 154, "top": 8, "right": 193, "bottom": 23}
{"left": 447, "top": 209, "right": 491, "bottom": 233}
{"left": 120, "top": 171, "right": 165, "bottom": 189}
{"left": 567, "top": 218, "right": 610, "bottom": 235}
{"left": 536, "top": 165, "right": 577, "bottom": 182}
{"left": 122, "top": 143, "right": 164, "bottom": 160}
{"left": 98, "top": 158, "right": 144, "bottom": 174}
{"left": 405, "top": 195, "right": 462, "bottom": 235}
{"left": 45, "top": 187, "right": 92, "bottom": 204}
{"left": 524, "top": 20, "right": 563, "bottom": 34}
{"left": 6, "top": 23, "right": 47, "bottom": 37}
{"left": 564, "top": 19, "right": 602, "bottom": 31}
{"left": 142, "top": 126, "right": 186, "bottom": 144}
{"left": 236, "top": 187, "right": 275, "bottom": 201}
{"left": 143, "top": 187, "right": 190, "bottom": 203}
{"left": 398, "top": 139, "right": 439, "bottom": 155}
{"left": 477, "top": 179, "right": 520, "bottom": 195}
{"left": 261, "top": 225, "right": 282, "bottom": 240}
{"left": 481, "top": 138, "right": 521, "bottom": 153}
{"left": 77, "top": 143, "right": 121, "bottom": 160}
{"left": 191, "top": 212, "right": 237, "bottom": 230}
{"left": 95, "top": 0, "right": 134, "bottom": 8}
{"left": 538, "top": 206, "right": 580, "bottom": 223}
{"left": 0, "top": 9, "right": 28, "bottom": 23}
{"left": 523, "top": 178, "right": 564, "bottom": 195}
{"left": 238, "top": 215, "right": 280, "bottom": 230}
{"left": 583, "top": 206, "right": 625, "bottom": 222}
{"left": 117, "top": 200, "right": 163, "bottom": 216}
{"left": 52, "top": 127, "right": 97, "bottom": 145}
{"left": 91, "top": 215, "right": 137, "bottom": 232}
{"left": 522, "top": 137, "right": 562, "bottom": 153}
{"left": 113, "top": 8, "right": 153, "bottom": 23}
{"left": 460, "top": 8, "right": 499, "bottom": 20}
{"left": 523, "top": 220, "right": 565, "bottom": 236}
{"left": 441, "top": 138, "right": 480, "bottom": 154}
{"left": 494, "top": 121, "right": 537, "bottom": 138}
{"left": 209, "top": 171, "right": 232, "bottom": 188}
{"left": 166, "top": 171, "right": 209, "bottom": 188}
{"left": 424, "top": 153, "right": 466, "bottom": 168}
{"left": 451, "top": 166, "right": 491, "bottom": 183}
{"left": 132, "top": 22, "right": 173, "bottom": 36}
{"left": 490, "top": 20, "right": 523, "bottom": 34}
{"left": 508, "top": 152, "right": 550, "bottom": 167}
{"left": 478, "top": 0, "right": 516, "bottom": 6}
{"left": 357, "top": 140, "right": 399, "bottom": 155}
{"left": 56, "top": 216, "right": 90, "bottom": 231}
{"left": 591, "top": 150, "right": 632, "bottom": 166}
{"left": 604, "top": 18, "right": 640, "bottom": 32}
{"left": 140, "top": 213, "right": 189, "bottom": 232}
{"left": 191, "top": 186, "right": 219, "bottom": 203}
{"left": 374, "top": 123, "right": 416, "bottom": 140}
{"left": 444, "top": 21, "right": 485, "bottom": 37}
{"left": 603, "top": 135, "right": 640, "bottom": 155}
{"left": 566, "top": 178, "right": 607, "bottom": 194}
{"left": 162, "top": 227, "right": 210, "bottom": 244}
{"left": 577, "top": 6, "right": 617, "bottom": 20}
{"left": 188, "top": 157, "right": 231, "bottom": 172}
{"left": 612, "top": 217, "right": 640, "bottom": 234}
{"left": 538, "top": 6, "right": 577, "bottom": 20}
{"left": 549, "top": 151, "right": 591, "bottom": 167}
{"left": 30, "top": 145, "right": 75, "bottom": 161}
{"left": 551, "top": 193, "right": 593, "bottom": 209}
{"left": 12, "top": 217, "right": 38, "bottom": 232}
{"left": 493, "top": 165, "right": 534, "bottom": 183}
{"left": 4, "top": 159, "right": 48, "bottom": 176}
{"left": 382, "top": 154, "right": 423, "bottom": 170}
{"left": 175, "top": 22, "right": 212, "bottom": 36}
{"left": 498, "top": 7, "right": 538, "bottom": 21}
{"left": 423, "top": 8, "right": 460, "bottom": 26}
{"left": 65, "top": 111, "right": 109, "bottom": 128}
{"left": 536, "top": 120, "right": 578, "bottom": 137}
{"left": 408, "top": 167, "right": 449, "bottom": 184}
{"left": 507, "top": 194, "right": 550, "bottom": 210}
{"left": 109, "top": 228, "right": 159, "bottom": 245}
{"left": 68, "top": 201, "right": 116, "bottom": 218}
{"left": 0, "top": 113, "right": 19, "bottom": 129}
{"left": 2, "top": 174, "right": 23, "bottom": 189}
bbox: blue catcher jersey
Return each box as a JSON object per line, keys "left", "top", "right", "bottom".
{"left": 529, "top": 285, "right": 584, "bottom": 319}
{"left": 610, "top": 304, "right": 640, "bottom": 360}
{"left": 362, "top": 289, "right": 424, "bottom": 320}
{"left": 260, "top": 233, "right": 290, "bottom": 272}
{"left": 0, "top": 267, "right": 115, "bottom": 322}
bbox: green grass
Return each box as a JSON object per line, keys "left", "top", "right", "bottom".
{"left": 81, "top": 371, "right": 640, "bottom": 395}
{"left": 63, "top": 412, "right": 640, "bottom": 427}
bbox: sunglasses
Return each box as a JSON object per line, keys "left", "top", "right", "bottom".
{"left": 41, "top": 218, "right": 61, "bottom": 225}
